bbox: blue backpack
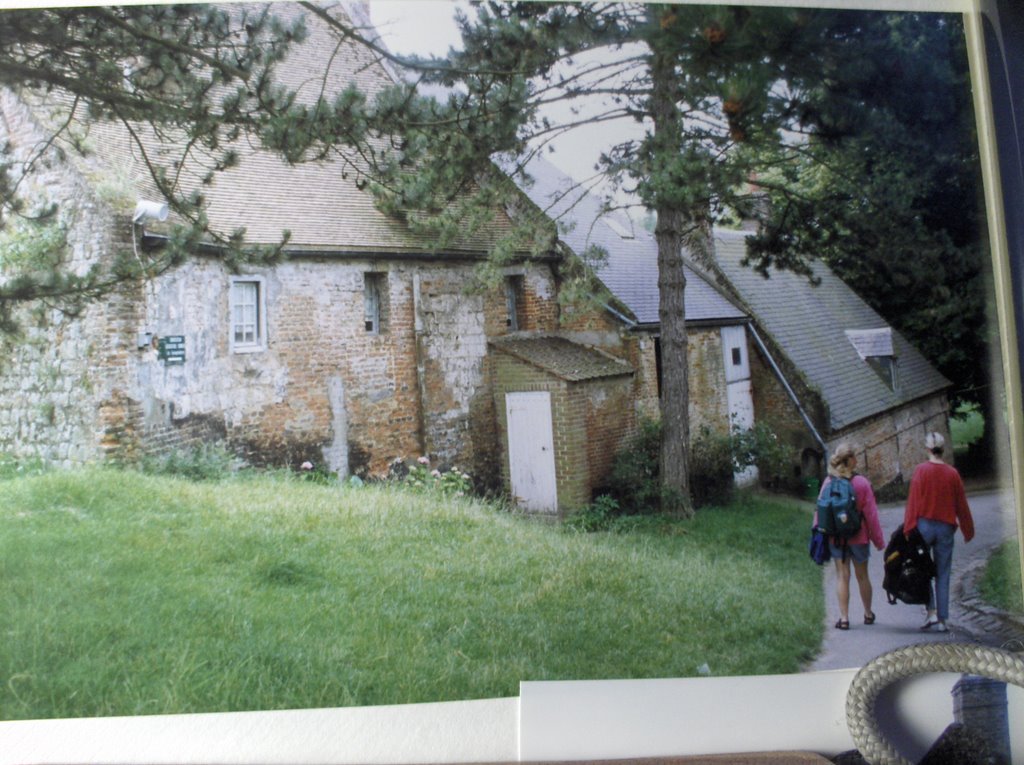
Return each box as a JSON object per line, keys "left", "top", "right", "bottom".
{"left": 815, "top": 476, "right": 861, "bottom": 539}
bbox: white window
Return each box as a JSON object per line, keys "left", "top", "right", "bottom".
{"left": 230, "top": 277, "right": 266, "bottom": 353}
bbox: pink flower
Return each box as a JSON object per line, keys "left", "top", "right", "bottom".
{"left": 301, "top": 461, "right": 313, "bottom": 471}
{"left": 417, "top": 456, "right": 430, "bottom": 465}
{"left": 431, "top": 469, "right": 441, "bottom": 478}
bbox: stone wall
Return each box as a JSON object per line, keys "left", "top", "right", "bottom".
{"left": 746, "top": 321, "right": 951, "bottom": 490}
{"left": 0, "top": 89, "right": 137, "bottom": 467}
{"left": 831, "top": 392, "right": 951, "bottom": 491}
{"left": 111, "top": 257, "right": 565, "bottom": 479}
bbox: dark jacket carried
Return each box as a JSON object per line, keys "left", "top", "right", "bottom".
{"left": 882, "top": 523, "right": 936, "bottom": 606}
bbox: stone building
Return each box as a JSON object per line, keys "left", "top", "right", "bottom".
{"left": 514, "top": 156, "right": 757, "bottom": 487}
{"left": 517, "top": 157, "right": 952, "bottom": 494}
{"left": 0, "top": 2, "right": 647, "bottom": 514}
{"left": 711, "top": 229, "right": 953, "bottom": 494}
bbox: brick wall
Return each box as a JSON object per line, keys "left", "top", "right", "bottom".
{"left": 117, "top": 258, "right": 566, "bottom": 479}
{"left": 830, "top": 393, "right": 951, "bottom": 490}
{"left": 748, "top": 331, "right": 830, "bottom": 480}
{"left": 491, "top": 348, "right": 634, "bottom": 513}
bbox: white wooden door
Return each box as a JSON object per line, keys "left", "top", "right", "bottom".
{"left": 506, "top": 392, "right": 558, "bottom": 512}
{"left": 721, "top": 326, "right": 759, "bottom": 486}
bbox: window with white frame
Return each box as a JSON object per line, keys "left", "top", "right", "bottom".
{"left": 230, "top": 277, "right": 266, "bottom": 352}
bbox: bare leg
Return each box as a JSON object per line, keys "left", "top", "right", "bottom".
{"left": 834, "top": 556, "right": 851, "bottom": 625}
{"left": 853, "top": 560, "right": 874, "bottom": 621}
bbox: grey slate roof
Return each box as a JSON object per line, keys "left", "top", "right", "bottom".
{"left": 42, "top": 2, "right": 517, "bottom": 256}
{"left": 489, "top": 335, "right": 633, "bottom": 381}
{"left": 517, "top": 155, "right": 747, "bottom": 327}
{"left": 712, "top": 229, "right": 951, "bottom": 431}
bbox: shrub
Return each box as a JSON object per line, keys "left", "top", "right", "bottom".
{"left": 690, "top": 426, "right": 735, "bottom": 507}
{"left": 607, "top": 418, "right": 670, "bottom": 514}
{"left": 730, "top": 421, "right": 797, "bottom": 490}
{"left": 565, "top": 494, "right": 620, "bottom": 533}
{"left": 605, "top": 419, "right": 797, "bottom": 515}
{"left": 0, "top": 453, "right": 48, "bottom": 481}
{"left": 298, "top": 460, "right": 337, "bottom": 485}
{"left": 138, "top": 443, "right": 240, "bottom": 481}
{"left": 395, "top": 456, "right": 474, "bottom": 497}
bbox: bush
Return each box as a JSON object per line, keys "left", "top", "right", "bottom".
{"left": 604, "top": 419, "right": 797, "bottom": 515}
{"left": 690, "top": 426, "right": 735, "bottom": 507}
{"left": 730, "top": 421, "right": 797, "bottom": 490}
{"left": 298, "top": 460, "right": 338, "bottom": 485}
{"left": 565, "top": 495, "right": 620, "bottom": 533}
{"left": 607, "top": 419, "right": 663, "bottom": 514}
{"left": 393, "top": 456, "right": 474, "bottom": 497}
{"left": 138, "top": 443, "right": 240, "bottom": 481}
{"left": 0, "top": 453, "right": 48, "bottom": 481}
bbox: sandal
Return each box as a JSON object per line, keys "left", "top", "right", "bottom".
{"left": 864, "top": 612, "right": 876, "bottom": 625}
{"left": 835, "top": 618, "right": 850, "bottom": 630}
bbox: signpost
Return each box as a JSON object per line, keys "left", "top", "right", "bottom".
{"left": 157, "top": 335, "right": 186, "bottom": 365}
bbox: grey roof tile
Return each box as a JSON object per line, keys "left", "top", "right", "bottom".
{"left": 47, "top": 2, "right": 518, "bottom": 256}
{"left": 490, "top": 335, "right": 634, "bottom": 381}
{"left": 712, "top": 229, "right": 950, "bottom": 431}
{"left": 517, "top": 155, "right": 747, "bottom": 326}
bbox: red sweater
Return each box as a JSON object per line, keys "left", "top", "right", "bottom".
{"left": 903, "top": 461, "right": 974, "bottom": 541}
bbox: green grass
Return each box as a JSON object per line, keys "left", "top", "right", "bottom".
{"left": 0, "top": 469, "right": 823, "bottom": 720}
{"left": 950, "top": 403, "right": 985, "bottom": 450}
{"left": 978, "top": 538, "right": 1024, "bottom": 615}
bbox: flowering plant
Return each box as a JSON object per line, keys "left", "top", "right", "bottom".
{"left": 401, "top": 456, "right": 473, "bottom": 497}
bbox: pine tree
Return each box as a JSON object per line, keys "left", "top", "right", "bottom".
{"left": 289, "top": 2, "right": 850, "bottom": 515}
{"left": 0, "top": 4, "right": 304, "bottom": 332}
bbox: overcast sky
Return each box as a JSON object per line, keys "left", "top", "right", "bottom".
{"left": 367, "top": 0, "right": 642, "bottom": 195}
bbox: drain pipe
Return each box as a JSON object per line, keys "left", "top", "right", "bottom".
{"left": 747, "top": 323, "right": 829, "bottom": 463}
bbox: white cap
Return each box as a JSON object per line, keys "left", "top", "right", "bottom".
{"left": 925, "top": 432, "right": 945, "bottom": 450}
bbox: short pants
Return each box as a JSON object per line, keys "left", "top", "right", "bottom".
{"left": 829, "top": 541, "right": 869, "bottom": 564}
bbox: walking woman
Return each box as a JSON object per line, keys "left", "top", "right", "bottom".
{"left": 819, "top": 444, "right": 885, "bottom": 630}
{"left": 904, "top": 431, "right": 974, "bottom": 632}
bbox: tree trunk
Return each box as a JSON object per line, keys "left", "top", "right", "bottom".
{"left": 650, "top": 40, "right": 694, "bottom": 518}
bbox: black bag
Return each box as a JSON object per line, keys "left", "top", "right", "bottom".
{"left": 882, "top": 523, "right": 936, "bottom": 605}
{"left": 808, "top": 528, "right": 831, "bottom": 565}
{"left": 815, "top": 476, "right": 861, "bottom": 538}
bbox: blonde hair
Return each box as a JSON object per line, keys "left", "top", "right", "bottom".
{"left": 828, "top": 443, "right": 857, "bottom": 478}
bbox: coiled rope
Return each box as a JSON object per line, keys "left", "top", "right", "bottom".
{"left": 846, "top": 642, "right": 1024, "bottom": 765}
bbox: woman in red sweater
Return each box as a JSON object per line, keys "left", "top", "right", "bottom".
{"left": 903, "top": 431, "right": 975, "bottom": 632}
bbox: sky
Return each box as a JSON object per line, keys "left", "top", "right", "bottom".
{"left": 367, "top": 1, "right": 643, "bottom": 196}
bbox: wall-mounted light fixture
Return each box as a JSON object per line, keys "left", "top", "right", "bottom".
{"left": 133, "top": 199, "right": 169, "bottom": 224}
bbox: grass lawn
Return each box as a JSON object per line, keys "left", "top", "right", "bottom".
{"left": 978, "top": 538, "right": 1024, "bottom": 615}
{"left": 0, "top": 469, "right": 823, "bottom": 720}
{"left": 950, "top": 402, "right": 985, "bottom": 452}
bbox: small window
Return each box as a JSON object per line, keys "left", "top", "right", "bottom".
{"left": 230, "top": 278, "right": 266, "bottom": 353}
{"left": 505, "top": 276, "right": 524, "bottom": 331}
{"left": 364, "top": 272, "right": 387, "bottom": 334}
{"left": 846, "top": 328, "right": 898, "bottom": 392}
{"left": 731, "top": 347, "right": 742, "bottom": 366}
{"left": 867, "top": 356, "right": 900, "bottom": 392}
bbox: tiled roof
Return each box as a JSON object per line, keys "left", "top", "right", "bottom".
{"left": 712, "top": 229, "right": 950, "bottom": 431}
{"left": 44, "top": 2, "right": 519, "bottom": 256}
{"left": 490, "top": 335, "right": 634, "bottom": 381}
{"left": 516, "top": 155, "right": 747, "bottom": 326}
